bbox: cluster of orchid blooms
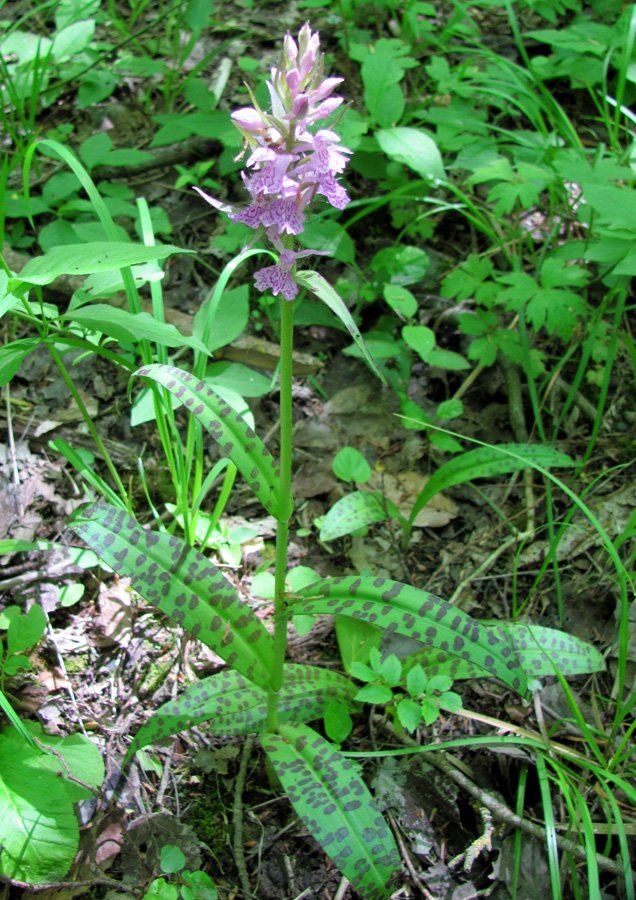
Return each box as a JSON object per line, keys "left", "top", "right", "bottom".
{"left": 194, "top": 23, "right": 350, "bottom": 301}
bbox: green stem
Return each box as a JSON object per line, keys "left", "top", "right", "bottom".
{"left": 47, "top": 343, "right": 129, "bottom": 509}
{"left": 266, "top": 294, "right": 294, "bottom": 732}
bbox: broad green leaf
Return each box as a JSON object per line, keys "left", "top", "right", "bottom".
{"left": 440, "top": 691, "right": 462, "bottom": 713}
{"left": 355, "top": 683, "right": 393, "bottom": 704}
{"left": 406, "top": 664, "right": 427, "bottom": 696}
{"left": 298, "top": 219, "right": 356, "bottom": 265}
{"left": 384, "top": 284, "right": 417, "bottom": 318}
{"left": 192, "top": 284, "right": 249, "bottom": 353}
{"left": 160, "top": 845, "right": 187, "bottom": 874}
{"left": 8, "top": 605, "right": 46, "bottom": 654}
{"left": 396, "top": 698, "right": 422, "bottom": 732}
{"left": 294, "top": 271, "right": 386, "bottom": 384}
{"left": 320, "top": 491, "right": 386, "bottom": 541}
{"left": 205, "top": 362, "right": 272, "bottom": 398}
{"left": 0, "top": 338, "right": 40, "bottom": 387}
{"left": 332, "top": 447, "right": 372, "bottom": 483}
{"left": 68, "top": 306, "right": 208, "bottom": 353}
{"left": 335, "top": 617, "right": 382, "bottom": 673}
{"left": 426, "top": 347, "right": 470, "bottom": 370}
{"left": 324, "top": 700, "right": 353, "bottom": 743}
{"left": 421, "top": 697, "right": 440, "bottom": 725}
{"left": 408, "top": 444, "right": 572, "bottom": 527}
{"left": 51, "top": 19, "right": 95, "bottom": 62}
{"left": 261, "top": 723, "right": 400, "bottom": 900}
{"left": 0, "top": 606, "right": 21, "bottom": 629}
{"left": 376, "top": 127, "right": 445, "bottom": 180}
{"left": 291, "top": 576, "right": 527, "bottom": 695}
{"left": 0, "top": 727, "right": 95, "bottom": 883}
{"left": 402, "top": 324, "right": 435, "bottom": 362}
{"left": 126, "top": 665, "right": 357, "bottom": 758}
{"left": 436, "top": 399, "right": 463, "bottom": 419}
{"left": 379, "top": 653, "right": 402, "bottom": 687}
{"left": 35, "top": 729, "right": 104, "bottom": 802}
{"left": 17, "top": 242, "right": 192, "bottom": 285}
{"left": 133, "top": 365, "right": 282, "bottom": 518}
{"left": 67, "top": 502, "right": 274, "bottom": 687}
{"left": 144, "top": 878, "right": 179, "bottom": 900}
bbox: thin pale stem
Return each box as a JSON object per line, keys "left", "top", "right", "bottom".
{"left": 267, "top": 294, "right": 294, "bottom": 732}
{"left": 47, "top": 344, "right": 129, "bottom": 508}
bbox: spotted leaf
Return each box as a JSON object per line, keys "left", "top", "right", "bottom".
{"left": 490, "top": 622, "right": 605, "bottom": 678}
{"left": 399, "top": 622, "right": 604, "bottom": 684}
{"left": 261, "top": 723, "right": 400, "bottom": 900}
{"left": 68, "top": 502, "right": 274, "bottom": 687}
{"left": 408, "top": 444, "right": 572, "bottom": 528}
{"left": 290, "top": 576, "right": 527, "bottom": 695}
{"left": 127, "top": 665, "right": 357, "bottom": 758}
{"left": 320, "top": 491, "right": 386, "bottom": 541}
{"left": 132, "top": 364, "right": 283, "bottom": 518}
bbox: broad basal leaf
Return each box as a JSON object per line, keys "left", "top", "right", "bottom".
{"left": 68, "top": 306, "right": 208, "bottom": 354}
{"left": 17, "top": 242, "right": 191, "bottom": 286}
{"left": 291, "top": 576, "right": 527, "bottom": 695}
{"left": 320, "top": 491, "right": 386, "bottom": 541}
{"left": 399, "top": 622, "right": 604, "bottom": 686}
{"left": 0, "top": 729, "right": 79, "bottom": 883}
{"left": 490, "top": 622, "right": 605, "bottom": 679}
{"left": 127, "top": 665, "right": 357, "bottom": 758}
{"left": 133, "top": 365, "right": 283, "bottom": 518}
{"left": 408, "top": 444, "right": 572, "bottom": 527}
{"left": 68, "top": 502, "right": 274, "bottom": 687}
{"left": 376, "top": 127, "right": 445, "bottom": 181}
{"left": 261, "top": 723, "right": 400, "bottom": 900}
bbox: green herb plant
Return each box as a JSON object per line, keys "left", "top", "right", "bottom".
{"left": 55, "top": 25, "right": 622, "bottom": 899}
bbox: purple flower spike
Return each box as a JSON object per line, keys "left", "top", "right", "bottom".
{"left": 195, "top": 23, "right": 351, "bottom": 298}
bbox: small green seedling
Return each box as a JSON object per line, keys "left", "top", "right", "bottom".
{"left": 143, "top": 845, "right": 217, "bottom": 900}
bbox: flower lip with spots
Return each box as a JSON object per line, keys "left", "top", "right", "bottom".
{"left": 193, "top": 22, "right": 350, "bottom": 299}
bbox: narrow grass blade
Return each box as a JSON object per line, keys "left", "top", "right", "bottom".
{"left": 132, "top": 364, "right": 283, "bottom": 519}
{"left": 294, "top": 270, "right": 386, "bottom": 383}
{"left": 408, "top": 444, "right": 572, "bottom": 528}
{"left": 536, "top": 754, "right": 561, "bottom": 900}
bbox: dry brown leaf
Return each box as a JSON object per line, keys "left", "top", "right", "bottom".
{"left": 93, "top": 578, "right": 134, "bottom": 647}
{"left": 365, "top": 471, "right": 458, "bottom": 528}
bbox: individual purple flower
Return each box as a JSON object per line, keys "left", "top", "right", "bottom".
{"left": 254, "top": 246, "right": 328, "bottom": 301}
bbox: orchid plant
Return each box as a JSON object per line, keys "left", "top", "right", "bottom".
{"left": 67, "top": 25, "right": 536, "bottom": 898}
